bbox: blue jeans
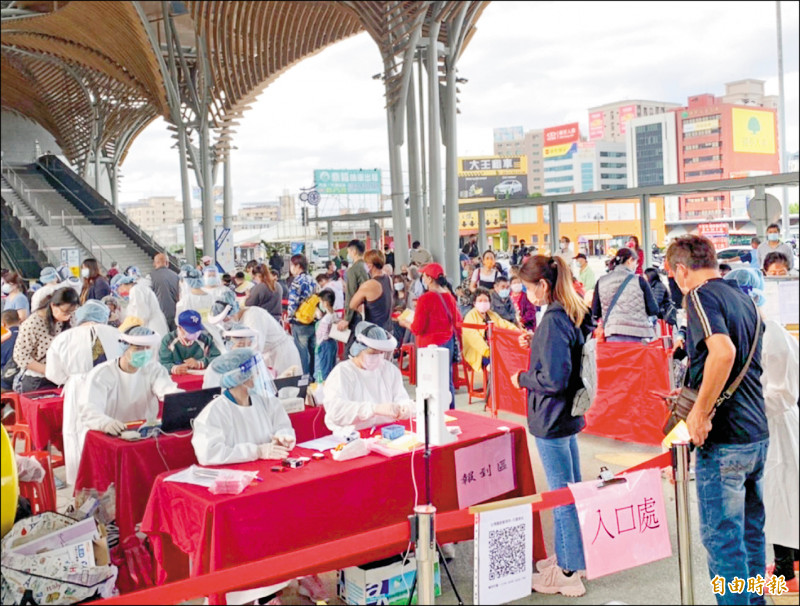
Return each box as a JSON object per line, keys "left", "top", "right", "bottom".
{"left": 696, "top": 439, "right": 769, "bottom": 606}
{"left": 315, "top": 339, "right": 337, "bottom": 382}
{"left": 534, "top": 434, "right": 585, "bottom": 572}
{"left": 442, "top": 335, "right": 456, "bottom": 409}
{"left": 291, "top": 322, "right": 316, "bottom": 376}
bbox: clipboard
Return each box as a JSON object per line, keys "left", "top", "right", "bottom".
{"left": 329, "top": 323, "right": 351, "bottom": 343}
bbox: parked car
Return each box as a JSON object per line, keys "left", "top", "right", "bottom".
{"left": 716, "top": 246, "right": 751, "bottom": 269}
{"left": 493, "top": 179, "right": 523, "bottom": 197}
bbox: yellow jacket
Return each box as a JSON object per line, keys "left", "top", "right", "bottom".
{"left": 462, "top": 308, "right": 519, "bottom": 371}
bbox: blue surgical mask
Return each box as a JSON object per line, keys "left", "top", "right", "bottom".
{"left": 498, "top": 289, "right": 510, "bottom": 299}
{"left": 129, "top": 349, "right": 152, "bottom": 368}
{"left": 767, "top": 233, "right": 780, "bottom": 242}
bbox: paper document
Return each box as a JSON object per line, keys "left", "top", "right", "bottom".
{"left": 164, "top": 465, "right": 222, "bottom": 487}
{"left": 778, "top": 280, "right": 799, "bottom": 326}
{"left": 329, "top": 324, "right": 351, "bottom": 343}
{"left": 186, "top": 369, "right": 206, "bottom": 375}
{"left": 297, "top": 435, "right": 342, "bottom": 451}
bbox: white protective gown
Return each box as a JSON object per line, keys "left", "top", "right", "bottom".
{"left": 176, "top": 290, "right": 215, "bottom": 323}
{"left": 30, "top": 282, "right": 60, "bottom": 313}
{"left": 191, "top": 392, "right": 295, "bottom": 466}
{"left": 761, "top": 319, "right": 799, "bottom": 549}
{"left": 323, "top": 359, "right": 414, "bottom": 436}
{"left": 239, "top": 307, "right": 302, "bottom": 376}
{"left": 71, "top": 359, "right": 180, "bottom": 484}
{"left": 127, "top": 283, "right": 169, "bottom": 337}
{"left": 47, "top": 324, "right": 123, "bottom": 486}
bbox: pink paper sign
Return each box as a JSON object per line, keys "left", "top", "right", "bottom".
{"left": 454, "top": 433, "right": 516, "bottom": 509}
{"left": 568, "top": 468, "right": 671, "bottom": 579}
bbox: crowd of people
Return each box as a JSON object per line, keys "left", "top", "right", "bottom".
{"left": 0, "top": 227, "right": 797, "bottom": 603}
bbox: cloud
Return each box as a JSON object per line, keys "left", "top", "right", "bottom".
{"left": 119, "top": 0, "right": 800, "bottom": 210}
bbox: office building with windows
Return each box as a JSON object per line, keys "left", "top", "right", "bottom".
{"left": 543, "top": 140, "right": 627, "bottom": 195}
{"left": 587, "top": 100, "right": 682, "bottom": 144}
{"left": 493, "top": 126, "right": 546, "bottom": 195}
{"left": 626, "top": 112, "right": 679, "bottom": 221}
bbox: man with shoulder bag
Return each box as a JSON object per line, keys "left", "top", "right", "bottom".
{"left": 666, "top": 235, "right": 768, "bottom": 606}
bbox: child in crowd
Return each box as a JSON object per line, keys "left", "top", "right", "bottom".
{"left": 1, "top": 310, "right": 21, "bottom": 392}
{"left": 509, "top": 276, "right": 537, "bottom": 332}
{"left": 314, "top": 289, "right": 338, "bottom": 382}
{"left": 490, "top": 276, "right": 516, "bottom": 324}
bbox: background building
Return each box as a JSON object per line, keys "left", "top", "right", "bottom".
{"left": 494, "top": 127, "right": 545, "bottom": 194}
{"left": 587, "top": 99, "right": 682, "bottom": 143}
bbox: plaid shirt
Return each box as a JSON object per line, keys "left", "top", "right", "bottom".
{"left": 287, "top": 272, "right": 316, "bottom": 318}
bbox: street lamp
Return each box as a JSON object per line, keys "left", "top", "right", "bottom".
{"left": 593, "top": 212, "right": 603, "bottom": 256}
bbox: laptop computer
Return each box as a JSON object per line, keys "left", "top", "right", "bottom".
{"left": 273, "top": 374, "right": 309, "bottom": 400}
{"left": 161, "top": 387, "right": 221, "bottom": 432}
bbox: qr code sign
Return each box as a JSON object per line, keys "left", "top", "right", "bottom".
{"left": 488, "top": 524, "right": 527, "bottom": 581}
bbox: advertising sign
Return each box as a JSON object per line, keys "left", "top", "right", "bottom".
{"left": 493, "top": 126, "right": 524, "bottom": 143}
{"left": 459, "top": 156, "right": 526, "bottom": 175}
{"left": 459, "top": 209, "right": 504, "bottom": 231}
{"left": 698, "top": 223, "right": 729, "bottom": 250}
{"left": 314, "top": 169, "right": 382, "bottom": 195}
{"left": 619, "top": 104, "right": 637, "bottom": 135}
{"left": 543, "top": 122, "right": 580, "bottom": 159}
{"left": 61, "top": 248, "right": 81, "bottom": 277}
{"left": 589, "top": 111, "right": 605, "bottom": 140}
{"left": 459, "top": 156, "right": 528, "bottom": 200}
{"left": 731, "top": 108, "right": 776, "bottom": 155}
{"left": 682, "top": 118, "right": 720, "bottom": 134}
{"left": 214, "top": 228, "right": 235, "bottom": 274}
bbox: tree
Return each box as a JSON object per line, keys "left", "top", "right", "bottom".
{"left": 790, "top": 202, "right": 799, "bottom": 214}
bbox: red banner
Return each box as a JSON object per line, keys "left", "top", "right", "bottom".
{"left": 489, "top": 325, "right": 528, "bottom": 417}
{"left": 583, "top": 340, "right": 671, "bottom": 446}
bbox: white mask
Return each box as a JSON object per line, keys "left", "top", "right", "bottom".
{"left": 394, "top": 283, "right": 405, "bottom": 292}
{"left": 511, "top": 283, "right": 523, "bottom": 293}
{"left": 361, "top": 352, "right": 384, "bottom": 371}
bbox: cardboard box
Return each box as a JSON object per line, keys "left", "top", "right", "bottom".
{"left": 337, "top": 553, "right": 441, "bottom": 605}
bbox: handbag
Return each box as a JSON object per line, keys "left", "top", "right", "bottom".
{"left": 595, "top": 273, "right": 635, "bottom": 342}
{"left": 435, "top": 292, "right": 461, "bottom": 363}
{"left": 662, "top": 297, "right": 762, "bottom": 435}
{"left": 294, "top": 293, "right": 320, "bottom": 325}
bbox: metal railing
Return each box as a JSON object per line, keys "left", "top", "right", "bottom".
{"left": 36, "top": 158, "right": 180, "bottom": 267}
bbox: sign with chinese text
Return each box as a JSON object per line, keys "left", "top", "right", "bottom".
{"left": 454, "top": 433, "right": 516, "bottom": 509}
{"left": 474, "top": 503, "right": 532, "bottom": 605}
{"left": 569, "top": 468, "right": 671, "bottom": 579}
{"left": 458, "top": 156, "right": 528, "bottom": 201}
{"left": 589, "top": 111, "right": 605, "bottom": 140}
{"left": 619, "top": 104, "right": 637, "bottom": 135}
{"left": 61, "top": 248, "right": 80, "bottom": 277}
{"left": 314, "top": 169, "right": 382, "bottom": 195}
{"left": 544, "top": 123, "right": 580, "bottom": 159}
{"left": 698, "top": 223, "right": 729, "bottom": 250}
{"left": 459, "top": 209, "right": 505, "bottom": 232}
{"left": 682, "top": 118, "right": 720, "bottom": 134}
{"left": 731, "top": 108, "right": 776, "bottom": 155}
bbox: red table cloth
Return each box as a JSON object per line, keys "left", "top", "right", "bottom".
{"left": 74, "top": 406, "right": 328, "bottom": 543}
{"left": 18, "top": 389, "right": 64, "bottom": 451}
{"left": 141, "top": 410, "right": 543, "bottom": 586}
{"left": 171, "top": 373, "right": 206, "bottom": 391}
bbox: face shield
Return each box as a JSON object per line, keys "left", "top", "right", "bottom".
{"left": 220, "top": 352, "right": 276, "bottom": 399}
{"left": 222, "top": 326, "right": 258, "bottom": 351}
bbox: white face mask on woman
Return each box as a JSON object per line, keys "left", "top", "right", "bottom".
{"left": 361, "top": 352, "right": 384, "bottom": 371}
{"left": 475, "top": 301, "right": 491, "bottom": 314}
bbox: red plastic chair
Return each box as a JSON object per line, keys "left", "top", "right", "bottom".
{"left": 1, "top": 392, "right": 31, "bottom": 452}
{"left": 462, "top": 362, "right": 488, "bottom": 405}
{"left": 18, "top": 450, "right": 57, "bottom": 515}
{"left": 398, "top": 343, "right": 416, "bottom": 385}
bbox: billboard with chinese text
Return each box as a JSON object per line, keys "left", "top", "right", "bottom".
{"left": 619, "top": 104, "right": 636, "bottom": 135}
{"left": 731, "top": 108, "right": 776, "bottom": 155}
{"left": 313, "top": 169, "right": 382, "bottom": 195}
{"left": 458, "top": 156, "right": 528, "bottom": 200}
{"left": 589, "top": 111, "right": 605, "bottom": 140}
{"left": 543, "top": 122, "right": 580, "bottom": 159}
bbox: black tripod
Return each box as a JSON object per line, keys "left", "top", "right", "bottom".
{"left": 406, "top": 397, "right": 464, "bottom": 606}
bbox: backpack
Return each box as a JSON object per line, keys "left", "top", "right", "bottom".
{"left": 571, "top": 336, "right": 597, "bottom": 416}
{"left": 295, "top": 293, "right": 320, "bottom": 325}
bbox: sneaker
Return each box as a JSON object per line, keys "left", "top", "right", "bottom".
{"left": 297, "top": 574, "right": 329, "bottom": 602}
{"left": 531, "top": 566, "right": 586, "bottom": 597}
{"left": 535, "top": 555, "right": 585, "bottom": 579}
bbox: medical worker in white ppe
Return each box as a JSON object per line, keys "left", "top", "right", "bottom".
{"left": 124, "top": 273, "right": 169, "bottom": 338}
{"left": 77, "top": 325, "right": 179, "bottom": 442}
{"left": 192, "top": 348, "right": 295, "bottom": 466}
{"left": 52, "top": 300, "right": 123, "bottom": 485}
{"left": 724, "top": 269, "right": 799, "bottom": 584}
{"left": 207, "top": 289, "right": 302, "bottom": 378}
{"left": 202, "top": 265, "right": 229, "bottom": 300}
{"left": 323, "top": 321, "right": 414, "bottom": 438}
{"left": 175, "top": 268, "right": 215, "bottom": 323}
{"left": 30, "top": 267, "right": 61, "bottom": 312}
{"left": 202, "top": 323, "right": 265, "bottom": 390}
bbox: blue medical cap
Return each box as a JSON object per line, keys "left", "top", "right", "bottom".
{"left": 74, "top": 300, "right": 110, "bottom": 325}
{"left": 111, "top": 274, "right": 136, "bottom": 289}
{"left": 210, "top": 289, "right": 239, "bottom": 319}
{"left": 40, "top": 267, "right": 59, "bottom": 284}
{"left": 185, "top": 268, "right": 203, "bottom": 289}
{"left": 118, "top": 325, "right": 158, "bottom": 352}
{"left": 724, "top": 268, "right": 766, "bottom": 308}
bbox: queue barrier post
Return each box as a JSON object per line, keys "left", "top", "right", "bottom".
{"left": 672, "top": 441, "right": 695, "bottom": 605}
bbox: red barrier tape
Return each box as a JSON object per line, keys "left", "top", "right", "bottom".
{"left": 89, "top": 450, "right": 673, "bottom": 605}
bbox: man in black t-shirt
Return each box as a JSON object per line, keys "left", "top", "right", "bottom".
{"left": 667, "top": 235, "right": 768, "bottom": 606}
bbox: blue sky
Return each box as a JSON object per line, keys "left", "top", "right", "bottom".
{"left": 118, "top": 1, "right": 800, "bottom": 214}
